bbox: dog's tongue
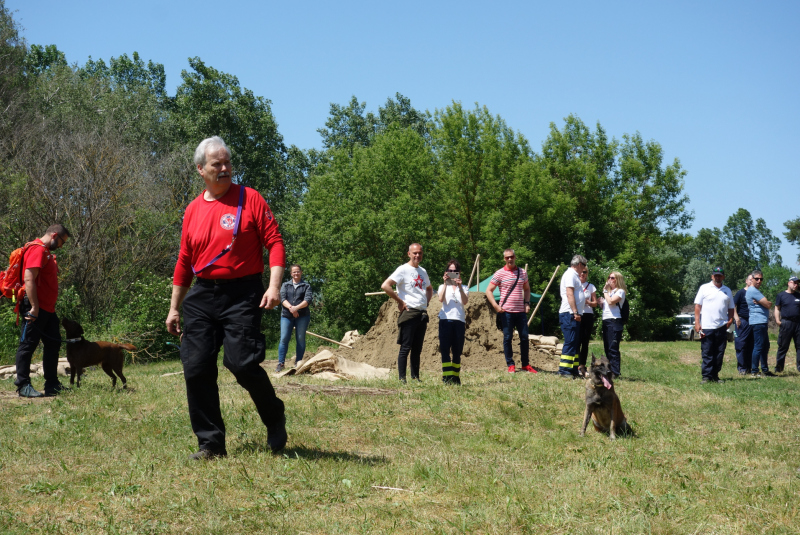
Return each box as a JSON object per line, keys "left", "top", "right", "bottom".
{"left": 602, "top": 376, "right": 612, "bottom": 389}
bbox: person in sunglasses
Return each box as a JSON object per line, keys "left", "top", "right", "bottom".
{"left": 486, "top": 249, "right": 536, "bottom": 374}
{"left": 746, "top": 269, "right": 774, "bottom": 377}
{"left": 599, "top": 270, "right": 627, "bottom": 378}
{"left": 437, "top": 259, "right": 469, "bottom": 384}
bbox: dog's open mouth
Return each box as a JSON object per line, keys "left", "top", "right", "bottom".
{"left": 601, "top": 375, "right": 612, "bottom": 389}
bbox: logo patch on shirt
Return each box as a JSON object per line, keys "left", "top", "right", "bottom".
{"left": 265, "top": 206, "right": 273, "bottom": 221}
{"left": 412, "top": 274, "right": 425, "bottom": 290}
{"left": 220, "top": 213, "right": 236, "bottom": 230}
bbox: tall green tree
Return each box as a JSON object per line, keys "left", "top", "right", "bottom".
{"left": 172, "top": 57, "right": 299, "bottom": 217}
{"left": 289, "top": 127, "right": 437, "bottom": 335}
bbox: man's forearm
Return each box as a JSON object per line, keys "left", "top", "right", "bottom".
{"left": 169, "top": 285, "right": 190, "bottom": 312}
{"left": 268, "top": 265, "right": 284, "bottom": 292}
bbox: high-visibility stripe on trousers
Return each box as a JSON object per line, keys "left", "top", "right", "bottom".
{"left": 442, "top": 361, "right": 460, "bottom": 378}
{"left": 559, "top": 353, "right": 576, "bottom": 375}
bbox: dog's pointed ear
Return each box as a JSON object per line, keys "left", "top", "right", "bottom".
{"left": 601, "top": 356, "right": 610, "bottom": 366}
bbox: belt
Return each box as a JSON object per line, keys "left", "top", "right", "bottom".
{"left": 196, "top": 273, "right": 261, "bottom": 285}
{"left": 783, "top": 317, "right": 800, "bottom": 322}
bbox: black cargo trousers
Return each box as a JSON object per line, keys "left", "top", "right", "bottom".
{"left": 180, "top": 276, "right": 284, "bottom": 453}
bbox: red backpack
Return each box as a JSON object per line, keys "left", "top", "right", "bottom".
{"left": 0, "top": 242, "right": 45, "bottom": 303}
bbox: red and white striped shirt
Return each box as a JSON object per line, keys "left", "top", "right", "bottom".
{"left": 490, "top": 266, "right": 528, "bottom": 313}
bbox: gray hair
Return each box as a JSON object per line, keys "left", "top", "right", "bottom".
{"left": 751, "top": 269, "right": 763, "bottom": 278}
{"left": 570, "top": 254, "right": 588, "bottom": 267}
{"left": 193, "top": 136, "right": 231, "bottom": 166}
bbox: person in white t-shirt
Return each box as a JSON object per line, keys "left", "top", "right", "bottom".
{"left": 693, "top": 266, "right": 735, "bottom": 383}
{"left": 577, "top": 266, "right": 599, "bottom": 377}
{"left": 599, "top": 271, "right": 627, "bottom": 378}
{"left": 558, "top": 254, "right": 587, "bottom": 377}
{"left": 381, "top": 243, "right": 433, "bottom": 383}
{"left": 437, "top": 259, "right": 469, "bottom": 385}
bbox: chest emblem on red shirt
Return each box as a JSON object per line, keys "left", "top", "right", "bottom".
{"left": 220, "top": 213, "right": 236, "bottom": 231}
{"left": 412, "top": 274, "right": 425, "bottom": 290}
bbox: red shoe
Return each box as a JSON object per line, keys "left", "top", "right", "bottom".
{"left": 522, "top": 365, "right": 538, "bottom": 373}
{"left": 507, "top": 365, "right": 516, "bottom": 373}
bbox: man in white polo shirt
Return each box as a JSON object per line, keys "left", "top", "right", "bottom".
{"left": 381, "top": 243, "right": 433, "bottom": 383}
{"left": 694, "top": 266, "right": 735, "bottom": 383}
{"left": 558, "top": 255, "right": 587, "bottom": 378}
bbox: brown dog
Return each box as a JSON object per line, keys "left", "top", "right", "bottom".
{"left": 580, "top": 354, "right": 632, "bottom": 440}
{"left": 61, "top": 318, "right": 134, "bottom": 388}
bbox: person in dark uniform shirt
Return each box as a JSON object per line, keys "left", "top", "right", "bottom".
{"left": 774, "top": 276, "right": 800, "bottom": 373}
{"left": 733, "top": 274, "right": 754, "bottom": 375}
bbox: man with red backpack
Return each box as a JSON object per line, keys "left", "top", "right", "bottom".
{"left": 12, "top": 224, "right": 70, "bottom": 398}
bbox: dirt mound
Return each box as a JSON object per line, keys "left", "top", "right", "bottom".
{"left": 339, "top": 294, "right": 560, "bottom": 372}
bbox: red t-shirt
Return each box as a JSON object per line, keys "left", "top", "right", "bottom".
{"left": 172, "top": 185, "right": 286, "bottom": 287}
{"left": 23, "top": 239, "right": 59, "bottom": 313}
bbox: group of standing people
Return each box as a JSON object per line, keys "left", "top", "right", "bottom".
{"left": 557, "top": 256, "right": 628, "bottom": 379}
{"left": 694, "top": 266, "right": 800, "bottom": 383}
{"left": 22, "top": 134, "right": 797, "bottom": 463}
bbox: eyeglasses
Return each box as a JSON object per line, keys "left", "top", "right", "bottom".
{"left": 504, "top": 256, "right": 515, "bottom": 260}
{"left": 753, "top": 277, "right": 763, "bottom": 281}
{"left": 446, "top": 269, "right": 458, "bottom": 273}
{"left": 608, "top": 276, "right": 616, "bottom": 280}
{"left": 581, "top": 271, "right": 588, "bottom": 274}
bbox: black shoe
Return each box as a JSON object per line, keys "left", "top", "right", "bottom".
{"left": 738, "top": 370, "right": 747, "bottom": 375}
{"left": 44, "top": 383, "right": 69, "bottom": 396}
{"left": 713, "top": 378, "right": 725, "bottom": 384}
{"left": 762, "top": 370, "right": 776, "bottom": 377}
{"left": 399, "top": 377, "right": 407, "bottom": 384}
{"left": 702, "top": 378, "right": 711, "bottom": 384}
{"left": 267, "top": 414, "right": 287, "bottom": 453}
{"left": 189, "top": 449, "right": 227, "bottom": 460}
{"left": 454, "top": 376, "right": 461, "bottom": 385}
{"left": 774, "top": 368, "right": 783, "bottom": 374}
{"left": 18, "top": 384, "right": 44, "bottom": 398}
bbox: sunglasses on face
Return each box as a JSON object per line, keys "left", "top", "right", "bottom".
{"left": 504, "top": 256, "right": 515, "bottom": 260}
{"left": 581, "top": 271, "right": 588, "bottom": 274}
{"left": 446, "top": 269, "right": 458, "bottom": 273}
{"left": 753, "top": 277, "right": 763, "bottom": 281}
{"left": 608, "top": 276, "right": 616, "bottom": 280}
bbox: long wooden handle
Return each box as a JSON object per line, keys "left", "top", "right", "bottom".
{"left": 306, "top": 330, "right": 354, "bottom": 349}
{"left": 528, "top": 264, "right": 561, "bottom": 326}
{"left": 365, "top": 291, "right": 386, "bottom": 296}
{"left": 466, "top": 254, "right": 480, "bottom": 289}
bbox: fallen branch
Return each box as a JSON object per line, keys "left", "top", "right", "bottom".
{"left": 364, "top": 291, "right": 385, "bottom": 296}
{"left": 160, "top": 371, "right": 184, "bottom": 377}
{"left": 306, "top": 331, "right": 354, "bottom": 349}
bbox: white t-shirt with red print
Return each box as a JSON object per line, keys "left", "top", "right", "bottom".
{"left": 389, "top": 263, "right": 431, "bottom": 310}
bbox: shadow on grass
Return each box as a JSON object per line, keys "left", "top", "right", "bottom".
{"left": 234, "top": 442, "right": 389, "bottom": 465}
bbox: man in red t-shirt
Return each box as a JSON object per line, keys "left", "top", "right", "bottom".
{"left": 15, "top": 224, "right": 71, "bottom": 398}
{"left": 165, "top": 136, "right": 287, "bottom": 460}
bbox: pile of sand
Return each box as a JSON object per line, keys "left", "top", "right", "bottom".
{"left": 338, "top": 294, "right": 560, "bottom": 372}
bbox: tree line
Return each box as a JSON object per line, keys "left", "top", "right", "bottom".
{"left": 0, "top": 1, "right": 794, "bottom": 357}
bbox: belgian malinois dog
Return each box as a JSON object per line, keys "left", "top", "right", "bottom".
{"left": 580, "top": 354, "right": 632, "bottom": 440}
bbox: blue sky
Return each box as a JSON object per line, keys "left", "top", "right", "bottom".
{"left": 9, "top": 0, "right": 800, "bottom": 267}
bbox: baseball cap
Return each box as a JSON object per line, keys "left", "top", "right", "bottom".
{"left": 789, "top": 276, "right": 799, "bottom": 283}
{"left": 711, "top": 266, "right": 725, "bottom": 275}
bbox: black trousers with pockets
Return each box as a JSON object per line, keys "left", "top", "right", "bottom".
{"left": 180, "top": 278, "right": 284, "bottom": 453}
{"left": 15, "top": 298, "right": 61, "bottom": 390}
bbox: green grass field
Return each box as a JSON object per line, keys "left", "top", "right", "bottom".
{"left": 1, "top": 340, "right": 799, "bottom": 534}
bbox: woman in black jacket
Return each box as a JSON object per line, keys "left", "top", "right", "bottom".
{"left": 276, "top": 265, "right": 313, "bottom": 372}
